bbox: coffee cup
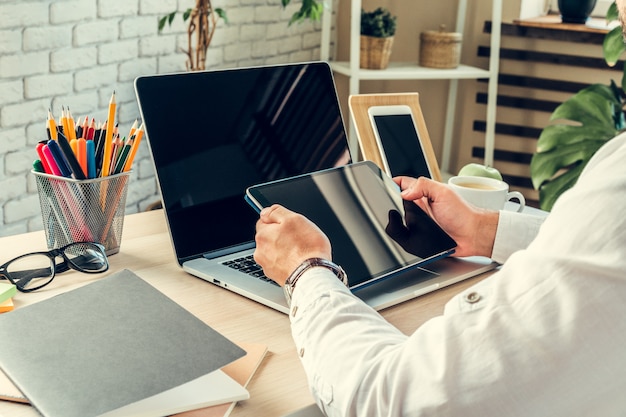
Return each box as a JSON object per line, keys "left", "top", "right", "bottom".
{"left": 448, "top": 176, "right": 525, "bottom": 212}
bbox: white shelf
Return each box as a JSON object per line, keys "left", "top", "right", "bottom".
{"left": 321, "top": 0, "right": 502, "bottom": 173}
{"left": 329, "top": 62, "right": 492, "bottom": 80}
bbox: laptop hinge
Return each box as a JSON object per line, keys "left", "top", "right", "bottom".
{"left": 202, "top": 241, "right": 256, "bottom": 260}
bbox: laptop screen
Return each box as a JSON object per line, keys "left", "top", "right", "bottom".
{"left": 135, "top": 62, "right": 351, "bottom": 263}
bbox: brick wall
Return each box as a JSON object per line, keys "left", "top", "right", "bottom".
{"left": 0, "top": 0, "right": 327, "bottom": 236}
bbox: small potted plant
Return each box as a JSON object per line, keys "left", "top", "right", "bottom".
{"left": 360, "top": 7, "right": 397, "bottom": 70}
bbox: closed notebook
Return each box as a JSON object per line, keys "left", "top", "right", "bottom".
{"left": 0, "top": 269, "right": 248, "bottom": 417}
{"left": 0, "top": 342, "right": 269, "bottom": 417}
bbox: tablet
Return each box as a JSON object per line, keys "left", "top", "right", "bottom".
{"left": 245, "top": 161, "right": 457, "bottom": 290}
{"left": 367, "top": 105, "right": 433, "bottom": 179}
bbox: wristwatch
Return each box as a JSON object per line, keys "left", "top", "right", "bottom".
{"left": 283, "top": 258, "right": 348, "bottom": 306}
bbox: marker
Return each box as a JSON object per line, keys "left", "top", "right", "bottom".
{"left": 42, "top": 143, "right": 63, "bottom": 177}
{"left": 36, "top": 142, "right": 53, "bottom": 174}
{"left": 77, "top": 138, "right": 87, "bottom": 177}
{"left": 33, "top": 159, "right": 45, "bottom": 173}
{"left": 56, "top": 132, "right": 86, "bottom": 179}
{"left": 86, "top": 139, "right": 96, "bottom": 179}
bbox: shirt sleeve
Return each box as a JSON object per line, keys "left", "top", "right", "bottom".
{"left": 490, "top": 210, "right": 546, "bottom": 264}
{"left": 288, "top": 134, "right": 626, "bottom": 417}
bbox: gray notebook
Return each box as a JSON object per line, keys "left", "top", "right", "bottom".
{"left": 0, "top": 269, "right": 248, "bottom": 417}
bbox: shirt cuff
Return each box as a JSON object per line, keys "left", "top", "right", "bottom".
{"left": 491, "top": 210, "right": 546, "bottom": 264}
{"left": 289, "top": 267, "right": 352, "bottom": 314}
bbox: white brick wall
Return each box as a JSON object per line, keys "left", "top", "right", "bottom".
{"left": 0, "top": 0, "right": 331, "bottom": 237}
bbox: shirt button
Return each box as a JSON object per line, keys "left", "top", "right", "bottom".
{"left": 299, "top": 347, "right": 305, "bottom": 357}
{"left": 464, "top": 291, "right": 482, "bottom": 304}
{"left": 291, "top": 306, "right": 298, "bottom": 317}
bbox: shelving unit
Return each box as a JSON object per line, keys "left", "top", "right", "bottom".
{"left": 320, "top": 0, "right": 502, "bottom": 174}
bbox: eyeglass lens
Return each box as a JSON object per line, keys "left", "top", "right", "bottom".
{"left": 5, "top": 254, "right": 54, "bottom": 292}
{"left": 63, "top": 242, "right": 108, "bottom": 272}
{"left": 3, "top": 242, "right": 108, "bottom": 292}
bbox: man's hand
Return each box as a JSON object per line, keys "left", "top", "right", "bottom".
{"left": 393, "top": 176, "right": 499, "bottom": 258}
{"left": 254, "top": 204, "right": 332, "bottom": 286}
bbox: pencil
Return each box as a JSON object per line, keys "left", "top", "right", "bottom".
{"left": 100, "top": 91, "right": 116, "bottom": 177}
{"left": 66, "top": 107, "right": 77, "bottom": 141}
{"left": 123, "top": 122, "right": 143, "bottom": 172}
{"left": 47, "top": 109, "right": 58, "bottom": 141}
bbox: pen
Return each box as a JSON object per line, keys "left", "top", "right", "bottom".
{"left": 56, "top": 132, "right": 86, "bottom": 179}
{"left": 100, "top": 91, "right": 116, "bottom": 177}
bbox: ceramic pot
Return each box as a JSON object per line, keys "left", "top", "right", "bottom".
{"left": 558, "top": 0, "right": 598, "bottom": 24}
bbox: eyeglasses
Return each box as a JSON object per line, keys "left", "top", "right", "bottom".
{"left": 0, "top": 242, "right": 109, "bottom": 293}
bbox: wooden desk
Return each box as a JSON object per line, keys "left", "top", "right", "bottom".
{"left": 0, "top": 210, "right": 491, "bottom": 417}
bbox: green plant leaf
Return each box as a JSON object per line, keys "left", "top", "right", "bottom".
{"left": 603, "top": 26, "right": 626, "bottom": 66}
{"left": 215, "top": 8, "right": 228, "bottom": 24}
{"left": 183, "top": 8, "right": 192, "bottom": 21}
{"left": 531, "top": 138, "right": 607, "bottom": 189}
{"left": 537, "top": 163, "right": 585, "bottom": 211}
{"left": 531, "top": 83, "right": 621, "bottom": 210}
{"left": 158, "top": 15, "right": 168, "bottom": 32}
{"left": 606, "top": 1, "right": 618, "bottom": 21}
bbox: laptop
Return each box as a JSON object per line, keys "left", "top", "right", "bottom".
{"left": 134, "top": 61, "right": 496, "bottom": 314}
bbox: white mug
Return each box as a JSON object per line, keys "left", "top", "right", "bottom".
{"left": 448, "top": 176, "right": 525, "bottom": 212}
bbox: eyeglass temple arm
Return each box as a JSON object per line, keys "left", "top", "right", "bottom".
{"left": 5, "top": 262, "right": 69, "bottom": 288}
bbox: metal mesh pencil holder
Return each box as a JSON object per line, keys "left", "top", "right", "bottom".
{"left": 33, "top": 171, "right": 131, "bottom": 255}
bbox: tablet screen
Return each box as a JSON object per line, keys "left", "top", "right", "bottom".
{"left": 246, "top": 161, "right": 456, "bottom": 289}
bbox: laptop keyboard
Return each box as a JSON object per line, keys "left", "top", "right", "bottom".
{"left": 222, "top": 255, "right": 279, "bottom": 286}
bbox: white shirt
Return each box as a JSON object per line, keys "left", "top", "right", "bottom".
{"left": 289, "top": 133, "right": 626, "bottom": 416}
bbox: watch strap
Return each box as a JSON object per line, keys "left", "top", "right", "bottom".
{"left": 283, "top": 258, "right": 348, "bottom": 306}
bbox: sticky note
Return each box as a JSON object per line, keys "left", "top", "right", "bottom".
{"left": 0, "top": 298, "right": 14, "bottom": 313}
{"left": 0, "top": 282, "right": 16, "bottom": 304}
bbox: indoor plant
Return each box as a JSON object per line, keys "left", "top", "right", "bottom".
{"left": 530, "top": 2, "right": 625, "bottom": 211}
{"left": 158, "top": 0, "right": 228, "bottom": 71}
{"left": 360, "top": 7, "right": 397, "bottom": 69}
{"left": 159, "top": 0, "right": 323, "bottom": 71}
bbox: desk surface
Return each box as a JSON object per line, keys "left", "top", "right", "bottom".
{"left": 0, "top": 210, "right": 491, "bottom": 417}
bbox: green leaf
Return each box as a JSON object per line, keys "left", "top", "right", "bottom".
{"left": 531, "top": 82, "right": 620, "bottom": 210}
{"left": 549, "top": 86, "right": 616, "bottom": 126}
{"left": 603, "top": 26, "right": 626, "bottom": 66}
{"left": 215, "top": 8, "right": 228, "bottom": 24}
{"left": 183, "top": 8, "right": 192, "bottom": 21}
{"left": 158, "top": 16, "right": 168, "bottom": 32}
{"left": 531, "top": 138, "right": 606, "bottom": 190}
{"left": 536, "top": 124, "right": 616, "bottom": 153}
{"left": 606, "top": 1, "right": 618, "bottom": 21}
{"left": 167, "top": 11, "right": 176, "bottom": 25}
{"left": 537, "top": 163, "right": 585, "bottom": 211}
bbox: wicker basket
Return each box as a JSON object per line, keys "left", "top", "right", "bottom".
{"left": 360, "top": 35, "right": 394, "bottom": 70}
{"left": 419, "top": 26, "right": 462, "bottom": 69}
